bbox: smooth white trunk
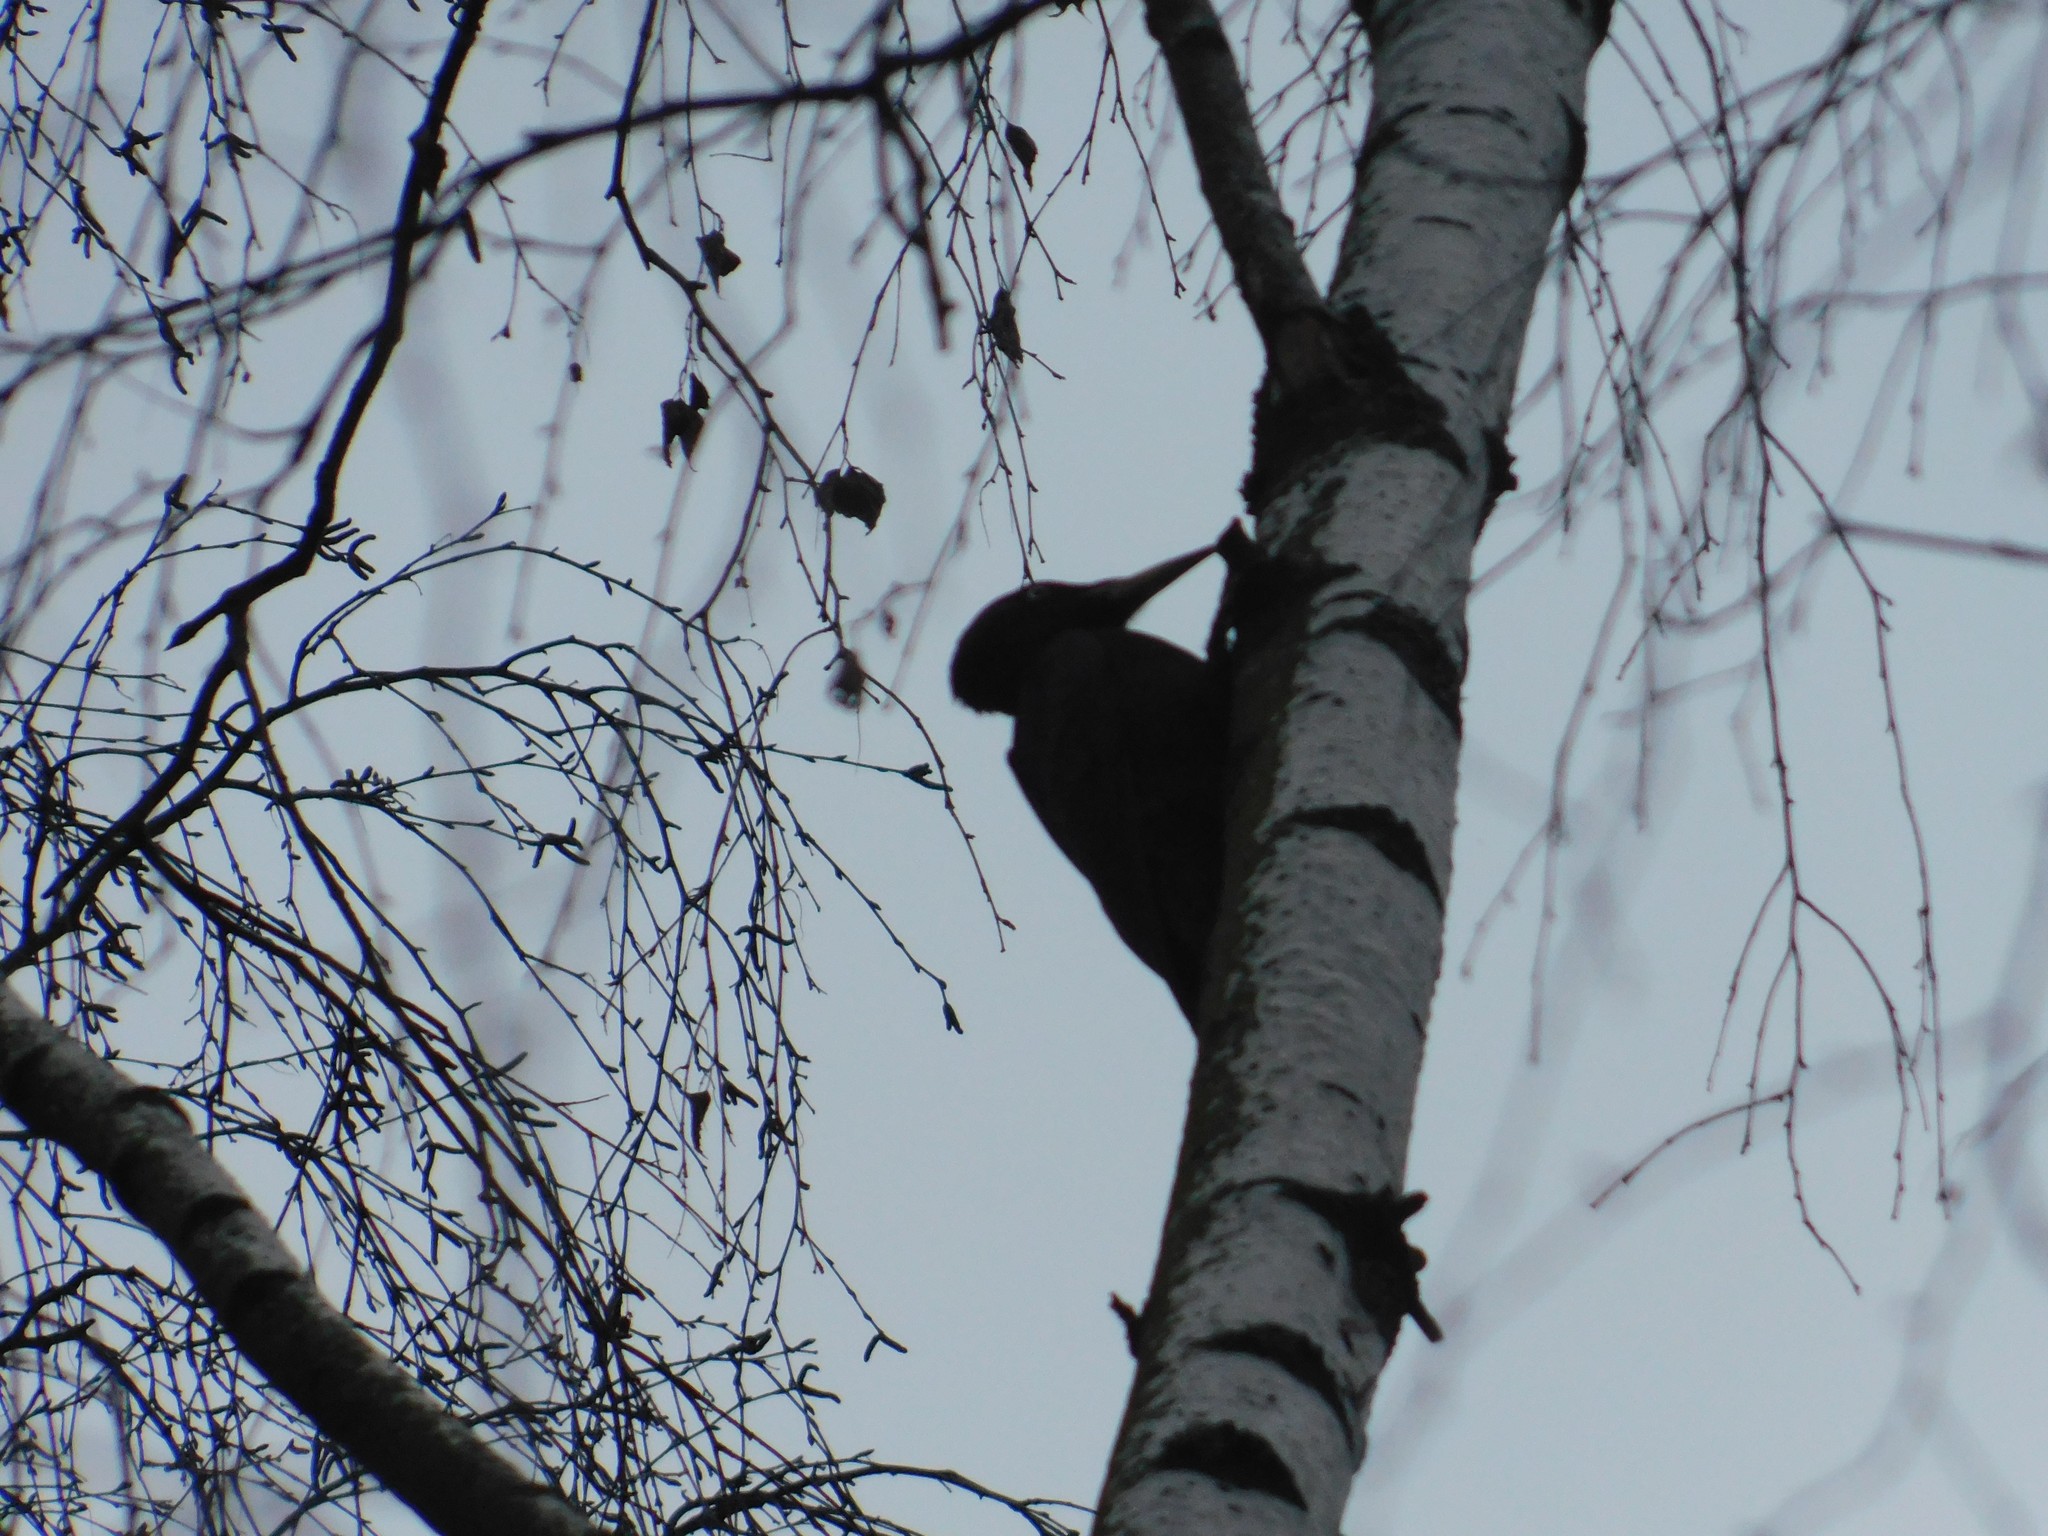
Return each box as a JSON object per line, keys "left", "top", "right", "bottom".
{"left": 1099, "top": 4, "right": 1600, "bottom": 1533}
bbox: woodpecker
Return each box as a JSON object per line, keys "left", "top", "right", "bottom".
{"left": 952, "top": 541, "right": 1227, "bottom": 1022}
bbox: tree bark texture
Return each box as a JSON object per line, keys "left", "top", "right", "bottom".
{"left": 1098, "top": 4, "right": 1602, "bottom": 1534}
{"left": 0, "top": 987, "right": 598, "bottom": 1536}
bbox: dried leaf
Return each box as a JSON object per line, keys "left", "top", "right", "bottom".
{"left": 828, "top": 649, "right": 868, "bottom": 711}
{"left": 661, "top": 393, "right": 706, "bottom": 463}
{"left": 1004, "top": 123, "right": 1039, "bottom": 187}
{"left": 815, "top": 466, "right": 886, "bottom": 530}
{"left": 698, "top": 229, "right": 742, "bottom": 282}
{"left": 987, "top": 287, "right": 1024, "bottom": 363}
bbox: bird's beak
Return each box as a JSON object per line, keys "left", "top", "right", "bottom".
{"left": 1094, "top": 542, "right": 1217, "bottom": 622}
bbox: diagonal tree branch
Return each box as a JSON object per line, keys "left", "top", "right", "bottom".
{"left": 1140, "top": 0, "right": 1325, "bottom": 350}
{"left": 0, "top": 986, "right": 600, "bottom": 1536}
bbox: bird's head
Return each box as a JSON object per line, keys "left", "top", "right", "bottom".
{"left": 950, "top": 542, "right": 1216, "bottom": 715}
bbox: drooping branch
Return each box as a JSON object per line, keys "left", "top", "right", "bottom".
{"left": 167, "top": 0, "right": 491, "bottom": 654}
{"left": 0, "top": 987, "right": 600, "bottom": 1536}
{"left": 23, "top": 0, "right": 491, "bottom": 974}
{"left": 505, "top": 0, "right": 1063, "bottom": 175}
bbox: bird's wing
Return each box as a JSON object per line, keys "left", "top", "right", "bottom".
{"left": 1008, "top": 630, "right": 1225, "bottom": 1019}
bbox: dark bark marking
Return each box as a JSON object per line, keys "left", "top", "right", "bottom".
{"left": 177, "top": 1191, "right": 252, "bottom": 1243}
{"left": 1356, "top": 101, "right": 1425, "bottom": 173}
{"left": 1563, "top": 0, "right": 1614, "bottom": 46}
{"left": 1146, "top": 2, "right": 1232, "bottom": 58}
{"left": 1317, "top": 603, "right": 1464, "bottom": 731}
{"left": 228, "top": 1267, "right": 300, "bottom": 1319}
{"left": 1279, "top": 804, "right": 1443, "bottom": 908}
{"left": 1111, "top": 1292, "right": 1148, "bottom": 1358}
{"left": 1559, "top": 96, "right": 1588, "bottom": 197}
{"left": 1481, "top": 426, "right": 1517, "bottom": 531}
{"left": 1209, "top": 523, "right": 1300, "bottom": 661}
{"left": 1243, "top": 302, "right": 1465, "bottom": 510}
{"left": 1443, "top": 103, "right": 1515, "bottom": 125}
{"left": 1199, "top": 1325, "right": 1353, "bottom": 1437}
{"left": 1213, "top": 530, "right": 1467, "bottom": 733}
{"left": 0, "top": 1037, "right": 49, "bottom": 1086}
{"left": 1154, "top": 1423, "right": 1306, "bottom": 1508}
{"left": 1272, "top": 1183, "right": 1443, "bottom": 1344}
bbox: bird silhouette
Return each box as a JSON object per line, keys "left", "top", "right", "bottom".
{"left": 952, "top": 540, "right": 1227, "bottom": 1022}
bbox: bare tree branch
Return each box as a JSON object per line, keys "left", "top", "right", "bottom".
{"left": 0, "top": 986, "right": 599, "bottom": 1536}
{"left": 1138, "top": 0, "right": 1324, "bottom": 348}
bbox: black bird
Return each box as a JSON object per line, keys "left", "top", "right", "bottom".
{"left": 952, "top": 542, "right": 1227, "bottom": 1022}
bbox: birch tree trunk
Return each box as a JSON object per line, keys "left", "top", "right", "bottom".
{"left": 1098, "top": 3, "right": 1606, "bottom": 1532}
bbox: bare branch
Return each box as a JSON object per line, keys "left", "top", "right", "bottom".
{"left": 0, "top": 987, "right": 600, "bottom": 1536}
{"left": 1139, "top": 0, "right": 1324, "bottom": 348}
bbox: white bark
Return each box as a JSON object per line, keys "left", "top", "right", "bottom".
{"left": 1099, "top": 4, "right": 1600, "bottom": 1534}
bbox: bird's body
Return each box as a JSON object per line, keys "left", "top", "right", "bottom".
{"left": 1006, "top": 627, "right": 1224, "bottom": 1019}
{"left": 951, "top": 541, "right": 1227, "bottom": 1022}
